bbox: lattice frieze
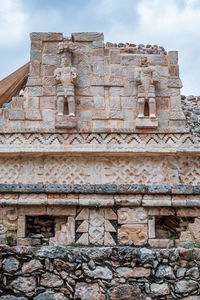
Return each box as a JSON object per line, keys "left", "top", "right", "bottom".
{"left": 0, "top": 132, "right": 196, "bottom": 146}
{"left": 0, "top": 156, "right": 199, "bottom": 185}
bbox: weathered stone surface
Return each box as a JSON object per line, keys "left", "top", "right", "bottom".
{"left": 40, "top": 272, "right": 63, "bottom": 287}
{"left": 118, "top": 207, "right": 148, "bottom": 224}
{"left": 34, "top": 291, "right": 67, "bottom": 300}
{"left": 175, "top": 280, "right": 199, "bottom": 293}
{"left": 22, "top": 259, "right": 42, "bottom": 273}
{"left": 156, "top": 265, "right": 175, "bottom": 279}
{"left": 72, "top": 32, "right": 104, "bottom": 42}
{"left": 151, "top": 283, "right": 170, "bottom": 296}
{"left": 11, "top": 277, "right": 36, "bottom": 293}
{"left": 82, "top": 263, "right": 112, "bottom": 279}
{"left": 118, "top": 224, "right": 148, "bottom": 245}
{"left": 3, "top": 257, "right": 19, "bottom": 272}
{"left": 74, "top": 282, "right": 102, "bottom": 300}
{"left": 110, "top": 284, "right": 143, "bottom": 300}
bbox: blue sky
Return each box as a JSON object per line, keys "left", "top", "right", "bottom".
{"left": 0, "top": 0, "right": 200, "bottom": 95}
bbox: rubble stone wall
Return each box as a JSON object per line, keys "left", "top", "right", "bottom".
{"left": 0, "top": 246, "right": 200, "bottom": 299}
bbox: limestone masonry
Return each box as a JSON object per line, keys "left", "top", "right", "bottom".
{"left": 0, "top": 31, "right": 200, "bottom": 299}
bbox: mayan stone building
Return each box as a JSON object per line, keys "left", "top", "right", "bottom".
{"left": 0, "top": 31, "right": 199, "bottom": 250}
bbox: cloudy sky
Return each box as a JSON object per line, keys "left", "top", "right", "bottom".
{"left": 0, "top": 0, "right": 200, "bottom": 95}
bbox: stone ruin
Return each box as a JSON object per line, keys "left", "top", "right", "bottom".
{"left": 0, "top": 31, "right": 199, "bottom": 250}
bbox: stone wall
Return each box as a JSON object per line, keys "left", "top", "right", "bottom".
{"left": 0, "top": 246, "right": 200, "bottom": 299}
{"left": 0, "top": 31, "right": 185, "bottom": 131}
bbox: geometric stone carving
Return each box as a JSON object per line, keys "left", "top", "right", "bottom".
{"left": 118, "top": 208, "right": 148, "bottom": 224}
{"left": 118, "top": 224, "right": 148, "bottom": 245}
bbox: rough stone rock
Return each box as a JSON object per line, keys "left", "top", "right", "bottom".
{"left": 176, "top": 267, "right": 186, "bottom": 278}
{"left": 74, "top": 282, "right": 102, "bottom": 300}
{"left": 22, "top": 259, "right": 42, "bottom": 273}
{"left": 116, "top": 267, "right": 150, "bottom": 278}
{"left": 175, "top": 280, "right": 199, "bottom": 293}
{"left": 34, "top": 291, "right": 67, "bottom": 300}
{"left": 0, "top": 297, "right": 28, "bottom": 300}
{"left": 11, "top": 277, "right": 36, "bottom": 293}
{"left": 151, "top": 283, "right": 170, "bottom": 296}
{"left": 187, "top": 267, "right": 200, "bottom": 279}
{"left": 40, "top": 272, "right": 63, "bottom": 287}
{"left": 36, "top": 246, "right": 69, "bottom": 258}
{"left": 3, "top": 257, "right": 19, "bottom": 273}
{"left": 156, "top": 265, "right": 175, "bottom": 279}
{"left": 110, "top": 284, "right": 143, "bottom": 300}
{"left": 82, "top": 263, "right": 112, "bottom": 279}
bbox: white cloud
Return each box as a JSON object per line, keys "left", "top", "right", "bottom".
{"left": 135, "top": 0, "right": 200, "bottom": 94}
{"left": 0, "top": 0, "right": 28, "bottom": 47}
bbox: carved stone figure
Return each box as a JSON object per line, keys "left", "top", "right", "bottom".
{"left": 54, "top": 67, "right": 77, "bottom": 116}
{"left": 135, "top": 57, "right": 160, "bottom": 128}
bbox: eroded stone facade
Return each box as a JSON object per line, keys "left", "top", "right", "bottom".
{"left": 0, "top": 32, "right": 199, "bottom": 250}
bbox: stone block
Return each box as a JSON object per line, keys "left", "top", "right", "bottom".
{"left": 136, "top": 118, "right": 158, "bottom": 128}
{"left": 43, "top": 54, "right": 60, "bottom": 65}
{"left": 79, "top": 194, "right": 114, "bottom": 206}
{"left": 42, "top": 109, "right": 55, "bottom": 122}
{"left": 91, "top": 86, "right": 104, "bottom": 96}
{"left": 9, "top": 109, "right": 25, "bottom": 120}
{"left": 48, "top": 194, "right": 79, "bottom": 205}
{"left": 40, "top": 96, "right": 56, "bottom": 109}
{"left": 92, "top": 40, "right": 104, "bottom": 48}
{"left": 26, "top": 97, "right": 39, "bottom": 109}
{"left": 44, "top": 42, "right": 59, "bottom": 53}
{"left": 25, "top": 109, "right": 42, "bottom": 120}
{"left": 11, "top": 97, "right": 25, "bottom": 109}
{"left": 30, "top": 50, "right": 42, "bottom": 62}
{"left": 172, "top": 195, "right": 187, "bottom": 206}
{"left": 30, "top": 32, "right": 63, "bottom": 41}
{"left": 18, "top": 206, "right": 46, "bottom": 216}
{"left": 50, "top": 217, "right": 75, "bottom": 246}
{"left": 115, "top": 195, "right": 142, "bottom": 206}
{"left": 109, "top": 110, "right": 123, "bottom": 119}
{"left": 47, "top": 206, "right": 76, "bottom": 216}
{"left": 149, "top": 239, "right": 174, "bottom": 248}
{"left": 168, "top": 64, "right": 179, "bottom": 76}
{"left": 55, "top": 115, "right": 77, "bottom": 128}
{"left": 148, "top": 216, "right": 155, "bottom": 238}
{"left": 143, "top": 195, "right": 171, "bottom": 206}
{"left": 147, "top": 54, "right": 168, "bottom": 66}
{"left": 43, "top": 86, "right": 56, "bottom": 96}
{"left": 17, "top": 216, "right": 26, "bottom": 238}
{"left": 26, "top": 76, "right": 42, "bottom": 87}
{"left": 41, "top": 65, "right": 57, "bottom": 76}
{"left": 72, "top": 32, "right": 104, "bottom": 42}
{"left": 168, "top": 51, "right": 178, "bottom": 64}
{"left": 118, "top": 224, "right": 148, "bottom": 245}
{"left": 121, "top": 54, "right": 141, "bottom": 66}
{"left": 18, "top": 193, "right": 47, "bottom": 205}
{"left": 110, "top": 50, "right": 121, "bottom": 64}
{"left": 27, "top": 86, "right": 43, "bottom": 97}
{"left": 29, "top": 61, "right": 40, "bottom": 76}
{"left": 118, "top": 207, "right": 148, "bottom": 224}
{"left": 76, "top": 220, "right": 89, "bottom": 232}
{"left": 168, "top": 76, "right": 182, "bottom": 88}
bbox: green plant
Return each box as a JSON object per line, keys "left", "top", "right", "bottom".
{"left": 95, "top": 202, "right": 102, "bottom": 209}
{"left": 6, "top": 235, "right": 14, "bottom": 246}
